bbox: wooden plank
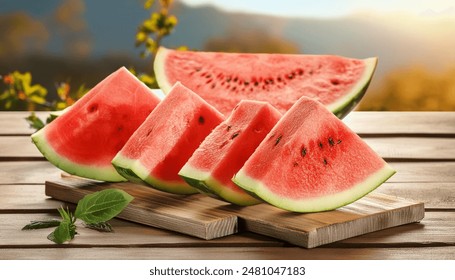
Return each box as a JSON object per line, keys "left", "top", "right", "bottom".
{"left": 235, "top": 192, "right": 424, "bottom": 248}
{"left": 3, "top": 211, "right": 453, "bottom": 248}
{"left": 0, "top": 136, "right": 44, "bottom": 160}
{"left": 45, "top": 177, "right": 424, "bottom": 248}
{"left": 0, "top": 162, "right": 61, "bottom": 185}
{"left": 379, "top": 182, "right": 455, "bottom": 210}
{"left": 0, "top": 185, "right": 62, "bottom": 211}
{"left": 336, "top": 211, "right": 455, "bottom": 246}
{"left": 388, "top": 162, "right": 455, "bottom": 183}
{"left": 0, "top": 213, "right": 280, "bottom": 247}
{"left": 1, "top": 246, "right": 454, "bottom": 260}
{"left": 364, "top": 137, "right": 455, "bottom": 161}
{"left": 0, "top": 112, "right": 48, "bottom": 136}
{"left": 344, "top": 111, "right": 455, "bottom": 136}
{"left": 3, "top": 135, "right": 455, "bottom": 161}
{"left": 45, "top": 178, "right": 238, "bottom": 240}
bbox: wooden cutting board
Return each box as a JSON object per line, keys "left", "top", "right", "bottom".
{"left": 45, "top": 177, "right": 424, "bottom": 248}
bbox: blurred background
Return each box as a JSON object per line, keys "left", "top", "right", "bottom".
{"left": 1, "top": 0, "right": 455, "bottom": 112}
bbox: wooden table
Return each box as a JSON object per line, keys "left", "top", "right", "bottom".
{"left": 1, "top": 111, "right": 454, "bottom": 260}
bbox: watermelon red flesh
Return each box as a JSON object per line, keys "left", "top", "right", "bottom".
{"left": 154, "top": 47, "right": 378, "bottom": 118}
{"left": 232, "top": 97, "right": 395, "bottom": 212}
{"left": 31, "top": 67, "right": 161, "bottom": 182}
{"left": 179, "top": 100, "right": 282, "bottom": 206}
{"left": 111, "top": 82, "right": 225, "bottom": 194}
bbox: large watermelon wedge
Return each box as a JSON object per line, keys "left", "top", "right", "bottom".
{"left": 154, "top": 47, "right": 377, "bottom": 118}
{"left": 232, "top": 96, "right": 395, "bottom": 212}
{"left": 31, "top": 67, "right": 161, "bottom": 182}
{"left": 111, "top": 82, "right": 225, "bottom": 194}
{"left": 179, "top": 100, "right": 282, "bottom": 206}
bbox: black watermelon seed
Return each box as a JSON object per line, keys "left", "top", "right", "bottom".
{"left": 274, "top": 135, "right": 283, "bottom": 146}
{"left": 198, "top": 116, "right": 205, "bottom": 124}
{"left": 328, "top": 137, "right": 335, "bottom": 146}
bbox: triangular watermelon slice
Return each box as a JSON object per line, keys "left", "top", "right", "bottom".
{"left": 233, "top": 96, "right": 395, "bottom": 212}
{"left": 154, "top": 47, "right": 377, "bottom": 118}
{"left": 111, "top": 82, "right": 225, "bottom": 194}
{"left": 179, "top": 100, "right": 282, "bottom": 206}
{"left": 31, "top": 67, "right": 161, "bottom": 182}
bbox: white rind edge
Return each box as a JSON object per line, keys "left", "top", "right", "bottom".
{"left": 154, "top": 47, "right": 174, "bottom": 94}
{"left": 112, "top": 153, "right": 198, "bottom": 194}
{"left": 31, "top": 129, "right": 127, "bottom": 182}
{"left": 326, "top": 57, "right": 378, "bottom": 114}
{"left": 233, "top": 163, "right": 396, "bottom": 213}
{"left": 179, "top": 164, "right": 261, "bottom": 206}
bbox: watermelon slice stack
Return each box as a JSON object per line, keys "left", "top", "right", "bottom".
{"left": 31, "top": 50, "right": 395, "bottom": 213}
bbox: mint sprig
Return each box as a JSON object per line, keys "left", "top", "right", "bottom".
{"left": 22, "top": 189, "right": 133, "bottom": 244}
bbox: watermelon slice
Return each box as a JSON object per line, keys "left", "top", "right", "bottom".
{"left": 31, "top": 67, "right": 161, "bottom": 182}
{"left": 154, "top": 47, "right": 377, "bottom": 118}
{"left": 232, "top": 97, "right": 395, "bottom": 212}
{"left": 111, "top": 82, "right": 225, "bottom": 194}
{"left": 179, "top": 100, "right": 282, "bottom": 206}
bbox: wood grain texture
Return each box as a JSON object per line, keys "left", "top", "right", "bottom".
{"left": 344, "top": 111, "right": 455, "bottom": 136}
{"left": 45, "top": 178, "right": 424, "bottom": 248}
{"left": 2, "top": 246, "right": 454, "bottom": 260}
{"left": 0, "top": 112, "right": 48, "bottom": 136}
{"left": 45, "top": 178, "right": 238, "bottom": 240}
{"left": 0, "top": 185, "right": 62, "bottom": 211}
{"left": 0, "top": 213, "right": 280, "bottom": 248}
{"left": 0, "top": 136, "right": 44, "bottom": 160}
{"left": 0, "top": 161, "right": 61, "bottom": 185}
{"left": 3, "top": 135, "right": 455, "bottom": 161}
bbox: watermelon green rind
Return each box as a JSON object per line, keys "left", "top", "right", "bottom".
{"left": 233, "top": 164, "right": 395, "bottom": 212}
{"left": 329, "top": 57, "right": 378, "bottom": 118}
{"left": 112, "top": 153, "right": 198, "bottom": 194}
{"left": 32, "top": 130, "right": 126, "bottom": 182}
{"left": 179, "top": 165, "right": 261, "bottom": 206}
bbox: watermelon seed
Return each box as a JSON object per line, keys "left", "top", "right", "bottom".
{"left": 233, "top": 77, "right": 238, "bottom": 82}
{"left": 277, "top": 77, "right": 282, "bottom": 82}
{"left": 254, "top": 81, "right": 259, "bottom": 86}
{"left": 323, "top": 158, "right": 328, "bottom": 165}
{"left": 88, "top": 104, "right": 98, "bottom": 113}
{"left": 146, "top": 129, "right": 153, "bottom": 137}
{"left": 318, "top": 142, "right": 323, "bottom": 149}
{"left": 244, "top": 81, "right": 249, "bottom": 86}
{"left": 274, "top": 135, "right": 283, "bottom": 146}
{"left": 328, "top": 137, "right": 335, "bottom": 146}
{"left": 117, "top": 125, "right": 123, "bottom": 132}
{"left": 211, "top": 83, "right": 216, "bottom": 89}
{"left": 301, "top": 147, "right": 307, "bottom": 157}
{"left": 226, "top": 77, "right": 231, "bottom": 82}
{"left": 206, "top": 74, "right": 211, "bottom": 79}
{"left": 226, "top": 125, "right": 231, "bottom": 131}
{"left": 297, "top": 69, "right": 304, "bottom": 75}
{"left": 219, "top": 140, "right": 229, "bottom": 149}
{"left": 232, "top": 86, "right": 237, "bottom": 91}
{"left": 198, "top": 116, "right": 205, "bottom": 124}
{"left": 337, "top": 139, "right": 342, "bottom": 144}
{"left": 287, "top": 73, "right": 294, "bottom": 79}
{"left": 293, "top": 162, "right": 299, "bottom": 167}
{"left": 195, "top": 67, "right": 201, "bottom": 72}
{"left": 231, "top": 131, "right": 240, "bottom": 140}
{"left": 331, "top": 79, "right": 340, "bottom": 86}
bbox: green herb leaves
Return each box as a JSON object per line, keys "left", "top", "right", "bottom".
{"left": 75, "top": 188, "right": 133, "bottom": 224}
{"left": 22, "top": 189, "right": 133, "bottom": 244}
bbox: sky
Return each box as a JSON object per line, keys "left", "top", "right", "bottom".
{"left": 180, "top": 0, "right": 455, "bottom": 18}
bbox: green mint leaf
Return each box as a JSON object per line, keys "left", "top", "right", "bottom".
{"left": 84, "top": 221, "right": 113, "bottom": 232}
{"left": 22, "top": 219, "right": 61, "bottom": 230}
{"left": 47, "top": 221, "right": 71, "bottom": 244}
{"left": 74, "top": 189, "right": 133, "bottom": 224}
{"left": 47, "top": 220, "right": 77, "bottom": 244}
{"left": 57, "top": 206, "right": 73, "bottom": 223}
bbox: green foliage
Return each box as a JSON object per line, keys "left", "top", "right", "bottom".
{"left": 22, "top": 189, "right": 134, "bottom": 244}
{"left": 135, "top": 0, "right": 186, "bottom": 87}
